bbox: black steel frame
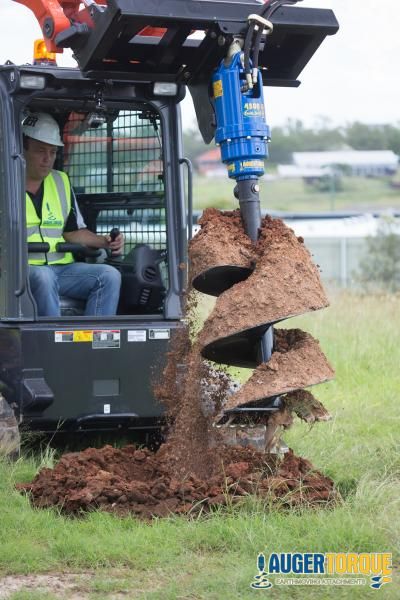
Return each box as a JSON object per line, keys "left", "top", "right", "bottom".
{"left": 56, "top": 1, "right": 339, "bottom": 87}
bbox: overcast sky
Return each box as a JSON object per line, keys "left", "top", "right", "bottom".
{"left": 0, "top": 1, "right": 398, "bottom": 129}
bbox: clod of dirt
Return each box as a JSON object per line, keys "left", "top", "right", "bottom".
{"left": 283, "top": 389, "right": 331, "bottom": 423}
{"left": 19, "top": 445, "right": 337, "bottom": 518}
{"left": 224, "top": 329, "right": 334, "bottom": 409}
{"left": 199, "top": 215, "right": 329, "bottom": 349}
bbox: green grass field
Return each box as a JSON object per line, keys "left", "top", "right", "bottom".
{"left": 193, "top": 175, "right": 400, "bottom": 213}
{"left": 0, "top": 292, "right": 399, "bottom": 599}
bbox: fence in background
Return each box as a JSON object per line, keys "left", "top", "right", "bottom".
{"left": 303, "top": 237, "right": 367, "bottom": 288}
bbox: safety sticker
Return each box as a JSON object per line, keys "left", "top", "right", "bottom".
{"left": 127, "top": 330, "right": 147, "bottom": 342}
{"left": 213, "top": 79, "right": 223, "bottom": 98}
{"left": 92, "top": 330, "right": 120, "bottom": 349}
{"left": 149, "top": 328, "right": 170, "bottom": 340}
{"left": 74, "top": 330, "right": 93, "bottom": 342}
{"left": 55, "top": 330, "right": 93, "bottom": 343}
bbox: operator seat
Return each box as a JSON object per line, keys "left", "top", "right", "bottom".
{"left": 59, "top": 296, "right": 86, "bottom": 317}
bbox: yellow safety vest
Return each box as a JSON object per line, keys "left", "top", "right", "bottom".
{"left": 26, "top": 170, "right": 74, "bottom": 265}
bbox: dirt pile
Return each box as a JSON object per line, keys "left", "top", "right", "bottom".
{"left": 20, "top": 445, "right": 336, "bottom": 517}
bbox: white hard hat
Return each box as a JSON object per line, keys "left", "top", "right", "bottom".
{"left": 22, "top": 112, "right": 64, "bottom": 147}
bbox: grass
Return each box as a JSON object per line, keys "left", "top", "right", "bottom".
{"left": 193, "top": 175, "right": 400, "bottom": 213}
{"left": 280, "top": 292, "right": 400, "bottom": 482}
{"left": 0, "top": 292, "right": 399, "bottom": 599}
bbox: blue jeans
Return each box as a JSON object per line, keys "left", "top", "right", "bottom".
{"left": 29, "top": 263, "right": 121, "bottom": 316}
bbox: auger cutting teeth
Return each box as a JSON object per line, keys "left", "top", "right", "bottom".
{"left": 214, "top": 407, "right": 293, "bottom": 454}
{"left": 215, "top": 406, "right": 279, "bottom": 426}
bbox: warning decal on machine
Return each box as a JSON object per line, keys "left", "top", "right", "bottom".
{"left": 55, "top": 330, "right": 93, "bottom": 343}
{"left": 55, "top": 330, "right": 121, "bottom": 347}
{"left": 92, "top": 330, "right": 120, "bottom": 349}
{"left": 213, "top": 79, "right": 223, "bottom": 98}
{"left": 127, "top": 330, "right": 147, "bottom": 342}
{"left": 149, "top": 329, "right": 170, "bottom": 340}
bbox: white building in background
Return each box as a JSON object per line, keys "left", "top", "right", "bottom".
{"left": 287, "top": 213, "right": 400, "bottom": 239}
{"left": 292, "top": 150, "right": 398, "bottom": 177}
{"left": 276, "top": 164, "right": 332, "bottom": 180}
{"left": 283, "top": 213, "right": 400, "bottom": 287}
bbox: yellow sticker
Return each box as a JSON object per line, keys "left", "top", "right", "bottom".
{"left": 73, "top": 330, "right": 93, "bottom": 342}
{"left": 237, "top": 160, "right": 264, "bottom": 172}
{"left": 213, "top": 79, "right": 223, "bottom": 98}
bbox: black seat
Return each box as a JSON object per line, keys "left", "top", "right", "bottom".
{"left": 60, "top": 296, "right": 86, "bottom": 317}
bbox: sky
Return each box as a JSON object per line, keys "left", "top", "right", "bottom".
{"left": 0, "top": 1, "right": 399, "bottom": 130}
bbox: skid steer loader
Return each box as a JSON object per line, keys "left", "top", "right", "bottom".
{"left": 0, "top": 0, "right": 338, "bottom": 456}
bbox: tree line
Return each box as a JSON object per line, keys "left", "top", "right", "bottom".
{"left": 183, "top": 120, "right": 400, "bottom": 165}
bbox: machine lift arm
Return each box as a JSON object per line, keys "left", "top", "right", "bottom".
{"left": 13, "top": 0, "right": 338, "bottom": 143}
{"left": 15, "top": 0, "right": 300, "bottom": 53}
{"left": 14, "top": 1, "right": 339, "bottom": 81}
{"left": 14, "top": 0, "right": 95, "bottom": 53}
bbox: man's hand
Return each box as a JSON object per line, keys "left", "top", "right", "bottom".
{"left": 105, "top": 232, "right": 124, "bottom": 255}
{"left": 63, "top": 229, "right": 124, "bottom": 255}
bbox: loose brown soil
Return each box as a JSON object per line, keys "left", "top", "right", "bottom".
{"left": 224, "top": 328, "right": 335, "bottom": 409}
{"left": 199, "top": 215, "right": 329, "bottom": 349}
{"left": 20, "top": 209, "right": 336, "bottom": 517}
{"left": 189, "top": 207, "right": 255, "bottom": 283}
{"left": 283, "top": 389, "right": 331, "bottom": 423}
{"left": 20, "top": 445, "right": 336, "bottom": 518}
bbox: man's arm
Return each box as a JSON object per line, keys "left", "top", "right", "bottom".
{"left": 63, "top": 185, "right": 124, "bottom": 254}
{"left": 63, "top": 229, "right": 124, "bottom": 255}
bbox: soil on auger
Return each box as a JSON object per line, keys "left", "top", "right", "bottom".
{"left": 20, "top": 212, "right": 336, "bottom": 517}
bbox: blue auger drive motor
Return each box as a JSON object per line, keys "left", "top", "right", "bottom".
{"left": 212, "top": 22, "right": 275, "bottom": 366}
{"left": 212, "top": 42, "right": 271, "bottom": 242}
{"left": 212, "top": 51, "right": 270, "bottom": 183}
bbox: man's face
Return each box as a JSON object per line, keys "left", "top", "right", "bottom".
{"left": 25, "top": 138, "right": 58, "bottom": 182}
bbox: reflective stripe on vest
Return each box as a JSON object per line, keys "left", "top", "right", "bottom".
{"left": 26, "top": 170, "right": 74, "bottom": 265}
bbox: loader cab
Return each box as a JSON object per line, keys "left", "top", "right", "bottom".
{"left": 0, "top": 62, "right": 189, "bottom": 440}
{"left": 0, "top": 64, "right": 188, "bottom": 322}
{"left": 29, "top": 107, "right": 173, "bottom": 319}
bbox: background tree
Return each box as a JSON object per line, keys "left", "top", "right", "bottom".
{"left": 357, "top": 218, "right": 400, "bottom": 292}
{"left": 183, "top": 118, "right": 400, "bottom": 168}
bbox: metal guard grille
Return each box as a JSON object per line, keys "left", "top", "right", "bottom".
{"left": 62, "top": 109, "right": 167, "bottom": 257}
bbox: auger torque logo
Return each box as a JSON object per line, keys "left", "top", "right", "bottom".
{"left": 250, "top": 552, "right": 392, "bottom": 590}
